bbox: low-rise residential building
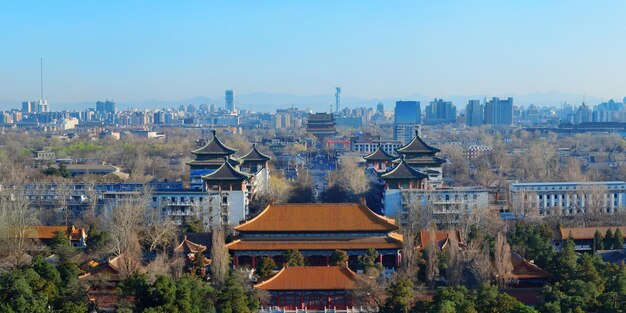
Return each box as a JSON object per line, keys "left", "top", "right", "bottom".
{"left": 384, "top": 187, "right": 489, "bottom": 222}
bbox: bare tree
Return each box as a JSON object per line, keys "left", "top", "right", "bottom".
{"left": 425, "top": 226, "right": 439, "bottom": 288}
{"left": 0, "top": 186, "right": 39, "bottom": 267}
{"left": 493, "top": 232, "right": 514, "bottom": 288}
{"left": 352, "top": 271, "right": 389, "bottom": 309}
{"left": 54, "top": 180, "right": 72, "bottom": 226}
{"left": 84, "top": 180, "right": 100, "bottom": 224}
{"left": 144, "top": 253, "right": 174, "bottom": 283}
{"left": 337, "top": 155, "right": 369, "bottom": 196}
{"left": 106, "top": 197, "right": 147, "bottom": 256}
{"left": 465, "top": 239, "right": 492, "bottom": 285}
{"left": 509, "top": 189, "right": 540, "bottom": 220}
{"left": 210, "top": 226, "right": 230, "bottom": 287}
{"left": 143, "top": 209, "right": 178, "bottom": 252}
{"left": 446, "top": 234, "right": 463, "bottom": 286}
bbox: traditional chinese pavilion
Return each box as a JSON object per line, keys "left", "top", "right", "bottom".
{"left": 363, "top": 144, "right": 395, "bottom": 172}
{"left": 394, "top": 130, "right": 446, "bottom": 185}
{"left": 381, "top": 157, "right": 428, "bottom": 190}
{"left": 255, "top": 266, "right": 360, "bottom": 310}
{"left": 227, "top": 203, "right": 403, "bottom": 269}
{"left": 239, "top": 143, "right": 271, "bottom": 173}
{"left": 201, "top": 157, "right": 252, "bottom": 192}
{"left": 186, "top": 130, "right": 240, "bottom": 190}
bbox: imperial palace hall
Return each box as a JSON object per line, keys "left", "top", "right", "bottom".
{"left": 226, "top": 203, "right": 404, "bottom": 270}
{"left": 255, "top": 266, "right": 361, "bottom": 310}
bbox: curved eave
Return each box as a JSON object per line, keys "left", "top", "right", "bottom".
{"left": 191, "top": 135, "right": 238, "bottom": 155}
{"left": 381, "top": 161, "right": 428, "bottom": 180}
{"left": 240, "top": 145, "right": 271, "bottom": 162}
{"left": 200, "top": 161, "right": 252, "bottom": 181}
{"left": 363, "top": 146, "right": 395, "bottom": 161}
{"left": 396, "top": 135, "right": 440, "bottom": 154}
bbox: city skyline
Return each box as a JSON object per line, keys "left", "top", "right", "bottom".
{"left": 1, "top": 1, "right": 625, "bottom": 107}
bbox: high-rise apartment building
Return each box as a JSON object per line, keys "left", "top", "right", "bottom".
{"left": 465, "top": 100, "right": 484, "bottom": 127}
{"left": 424, "top": 98, "right": 456, "bottom": 124}
{"left": 484, "top": 97, "right": 513, "bottom": 126}
{"left": 225, "top": 90, "right": 235, "bottom": 112}
{"left": 394, "top": 101, "right": 421, "bottom": 144}
{"left": 22, "top": 101, "right": 35, "bottom": 113}
{"left": 37, "top": 99, "right": 48, "bottom": 113}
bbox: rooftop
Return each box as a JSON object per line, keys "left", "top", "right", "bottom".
{"left": 381, "top": 159, "right": 428, "bottom": 180}
{"left": 201, "top": 159, "right": 252, "bottom": 181}
{"left": 557, "top": 226, "right": 626, "bottom": 241}
{"left": 363, "top": 145, "right": 395, "bottom": 161}
{"left": 234, "top": 203, "right": 398, "bottom": 232}
{"left": 240, "top": 144, "right": 271, "bottom": 162}
{"left": 254, "top": 266, "right": 359, "bottom": 290}
{"left": 396, "top": 130, "right": 440, "bottom": 154}
{"left": 227, "top": 234, "right": 403, "bottom": 251}
{"left": 191, "top": 130, "right": 238, "bottom": 156}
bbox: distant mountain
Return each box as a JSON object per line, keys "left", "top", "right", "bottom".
{"left": 0, "top": 91, "right": 616, "bottom": 112}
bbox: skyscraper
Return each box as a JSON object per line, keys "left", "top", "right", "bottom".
{"left": 37, "top": 99, "right": 49, "bottom": 113}
{"left": 22, "top": 101, "right": 35, "bottom": 113}
{"left": 376, "top": 103, "right": 384, "bottom": 115}
{"left": 424, "top": 98, "right": 457, "bottom": 124}
{"left": 465, "top": 100, "right": 484, "bottom": 127}
{"left": 225, "top": 90, "right": 235, "bottom": 112}
{"left": 484, "top": 97, "right": 513, "bottom": 126}
{"left": 394, "top": 101, "right": 421, "bottom": 143}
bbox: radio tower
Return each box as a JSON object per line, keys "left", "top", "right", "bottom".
{"left": 40, "top": 58, "right": 43, "bottom": 100}
{"left": 334, "top": 87, "right": 341, "bottom": 113}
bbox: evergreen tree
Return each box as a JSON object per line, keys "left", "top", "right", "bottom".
{"left": 256, "top": 257, "right": 277, "bottom": 280}
{"left": 577, "top": 254, "right": 605, "bottom": 294}
{"left": 50, "top": 230, "right": 77, "bottom": 263}
{"left": 554, "top": 237, "right": 577, "bottom": 280}
{"left": 330, "top": 250, "right": 349, "bottom": 267}
{"left": 428, "top": 285, "right": 476, "bottom": 313}
{"left": 604, "top": 228, "right": 614, "bottom": 250}
{"left": 382, "top": 276, "right": 414, "bottom": 313}
{"left": 613, "top": 228, "right": 624, "bottom": 250}
{"left": 283, "top": 249, "right": 305, "bottom": 267}
{"left": 593, "top": 230, "right": 604, "bottom": 252}
{"left": 358, "top": 248, "right": 383, "bottom": 273}
{"left": 216, "top": 271, "right": 252, "bottom": 313}
{"left": 86, "top": 223, "right": 110, "bottom": 252}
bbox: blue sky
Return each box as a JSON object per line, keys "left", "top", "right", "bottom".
{"left": 1, "top": 1, "right": 625, "bottom": 104}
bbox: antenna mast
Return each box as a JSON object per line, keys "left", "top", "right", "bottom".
{"left": 40, "top": 58, "right": 43, "bottom": 100}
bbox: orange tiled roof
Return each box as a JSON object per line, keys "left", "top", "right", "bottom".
{"left": 254, "top": 266, "right": 359, "bottom": 290}
{"left": 227, "top": 235, "right": 403, "bottom": 251}
{"left": 558, "top": 226, "right": 626, "bottom": 241}
{"left": 511, "top": 252, "right": 551, "bottom": 279}
{"left": 174, "top": 236, "right": 207, "bottom": 254}
{"left": 21, "top": 225, "right": 85, "bottom": 241}
{"left": 419, "top": 230, "right": 463, "bottom": 250}
{"left": 235, "top": 203, "right": 398, "bottom": 232}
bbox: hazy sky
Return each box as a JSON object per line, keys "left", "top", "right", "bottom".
{"left": 1, "top": 1, "right": 625, "bottom": 104}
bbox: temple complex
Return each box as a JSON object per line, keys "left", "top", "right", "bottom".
{"left": 227, "top": 203, "right": 403, "bottom": 270}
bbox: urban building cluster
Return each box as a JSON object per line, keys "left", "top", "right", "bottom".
{"left": 3, "top": 88, "right": 626, "bottom": 312}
